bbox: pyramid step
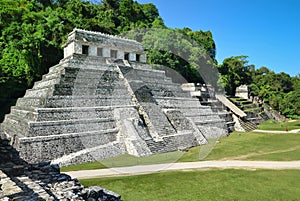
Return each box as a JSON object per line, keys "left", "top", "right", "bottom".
{"left": 130, "top": 62, "right": 153, "bottom": 70}
{"left": 155, "top": 96, "right": 201, "bottom": 102}
{"left": 59, "top": 77, "right": 126, "bottom": 87}
{"left": 42, "top": 69, "right": 63, "bottom": 80}
{"left": 48, "top": 59, "right": 69, "bottom": 73}
{"left": 16, "top": 97, "right": 45, "bottom": 107}
{"left": 36, "top": 107, "right": 114, "bottom": 121}
{"left": 139, "top": 77, "right": 178, "bottom": 85}
{"left": 24, "top": 86, "right": 54, "bottom": 98}
{"left": 52, "top": 85, "right": 129, "bottom": 96}
{"left": 10, "top": 107, "right": 38, "bottom": 121}
{"left": 10, "top": 106, "right": 116, "bottom": 121}
{"left": 120, "top": 66, "right": 166, "bottom": 78}
{"left": 45, "top": 96, "right": 133, "bottom": 107}
{"left": 32, "top": 77, "right": 60, "bottom": 90}
{"left": 27, "top": 117, "right": 117, "bottom": 137}
{"left": 61, "top": 72, "right": 120, "bottom": 80}
{"left": 19, "top": 128, "right": 119, "bottom": 146}
{"left": 155, "top": 97, "right": 202, "bottom": 108}
{"left": 19, "top": 129, "right": 120, "bottom": 163}
{"left": 1, "top": 115, "right": 28, "bottom": 138}
{"left": 186, "top": 114, "right": 222, "bottom": 122}
{"left": 62, "top": 66, "right": 118, "bottom": 77}
{"left": 0, "top": 125, "right": 25, "bottom": 140}
{"left": 51, "top": 140, "right": 125, "bottom": 166}
{"left": 143, "top": 82, "right": 182, "bottom": 91}
{"left": 194, "top": 119, "right": 226, "bottom": 126}
{"left": 183, "top": 109, "right": 219, "bottom": 116}
{"left": 66, "top": 60, "right": 115, "bottom": 71}
{"left": 151, "top": 90, "right": 190, "bottom": 98}
{"left": 126, "top": 73, "right": 171, "bottom": 83}
{"left": 134, "top": 68, "right": 167, "bottom": 78}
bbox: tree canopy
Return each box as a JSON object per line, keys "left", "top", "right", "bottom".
{"left": 218, "top": 56, "right": 253, "bottom": 96}
{"left": 250, "top": 67, "right": 299, "bottom": 117}
{"left": 0, "top": 0, "right": 298, "bottom": 120}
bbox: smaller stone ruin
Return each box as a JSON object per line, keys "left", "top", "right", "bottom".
{"left": 235, "top": 85, "right": 249, "bottom": 100}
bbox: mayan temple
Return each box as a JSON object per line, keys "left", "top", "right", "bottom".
{"left": 0, "top": 29, "right": 228, "bottom": 165}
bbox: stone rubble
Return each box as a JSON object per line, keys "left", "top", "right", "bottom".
{"left": 0, "top": 139, "right": 121, "bottom": 201}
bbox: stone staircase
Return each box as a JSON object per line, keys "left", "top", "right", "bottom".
{"left": 118, "top": 64, "right": 209, "bottom": 152}
{"left": 215, "top": 95, "right": 246, "bottom": 117}
{"left": 181, "top": 84, "right": 236, "bottom": 133}
{"left": 229, "top": 97, "right": 268, "bottom": 125}
{"left": 120, "top": 64, "right": 228, "bottom": 142}
{"left": 237, "top": 118, "right": 258, "bottom": 132}
{"left": 225, "top": 96, "right": 270, "bottom": 132}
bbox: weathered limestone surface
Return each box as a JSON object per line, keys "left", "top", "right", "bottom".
{"left": 0, "top": 29, "right": 228, "bottom": 165}
{"left": 235, "top": 85, "right": 249, "bottom": 100}
{"left": 0, "top": 139, "right": 121, "bottom": 201}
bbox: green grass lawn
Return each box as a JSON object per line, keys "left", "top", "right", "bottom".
{"left": 258, "top": 119, "right": 300, "bottom": 131}
{"left": 62, "top": 131, "right": 300, "bottom": 172}
{"left": 66, "top": 121, "right": 300, "bottom": 201}
{"left": 247, "top": 148, "right": 300, "bottom": 161}
{"left": 80, "top": 169, "right": 300, "bottom": 201}
{"left": 202, "top": 132, "right": 300, "bottom": 161}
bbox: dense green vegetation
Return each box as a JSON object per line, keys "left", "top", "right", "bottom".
{"left": 218, "top": 56, "right": 253, "bottom": 95}
{"left": 80, "top": 169, "right": 300, "bottom": 201}
{"left": 1, "top": 0, "right": 299, "bottom": 120}
{"left": 0, "top": 0, "right": 216, "bottom": 121}
{"left": 218, "top": 56, "right": 300, "bottom": 117}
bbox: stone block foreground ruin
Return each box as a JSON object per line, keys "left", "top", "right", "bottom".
{"left": 0, "top": 29, "right": 227, "bottom": 165}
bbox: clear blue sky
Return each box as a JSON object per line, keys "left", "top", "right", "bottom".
{"left": 137, "top": 0, "right": 300, "bottom": 76}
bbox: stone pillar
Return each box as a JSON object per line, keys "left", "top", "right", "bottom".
{"left": 117, "top": 51, "right": 125, "bottom": 60}
{"left": 235, "top": 85, "right": 249, "bottom": 100}
{"left": 129, "top": 52, "right": 136, "bottom": 61}
{"left": 140, "top": 54, "right": 147, "bottom": 63}
{"left": 63, "top": 42, "right": 74, "bottom": 58}
{"left": 89, "top": 46, "right": 97, "bottom": 56}
{"left": 74, "top": 43, "right": 82, "bottom": 54}
{"left": 103, "top": 48, "right": 110, "bottom": 57}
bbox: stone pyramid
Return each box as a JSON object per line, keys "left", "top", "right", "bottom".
{"left": 0, "top": 29, "right": 227, "bottom": 165}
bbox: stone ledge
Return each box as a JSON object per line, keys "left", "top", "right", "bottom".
{"left": 18, "top": 128, "right": 119, "bottom": 142}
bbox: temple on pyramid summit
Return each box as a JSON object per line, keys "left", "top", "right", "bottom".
{"left": 0, "top": 29, "right": 228, "bottom": 165}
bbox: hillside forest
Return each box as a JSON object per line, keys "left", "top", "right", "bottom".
{"left": 0, "top": 0, "right": 299, "bottom": 120}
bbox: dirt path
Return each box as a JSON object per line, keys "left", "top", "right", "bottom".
{"left": 253, "top": 129, "right": 300, "bottom": 134}
{"left": 222, "top": 145, "right": 300, "bottom": 160}
{"left": 64, "top": 160, "right": 300, "bottom": 179}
